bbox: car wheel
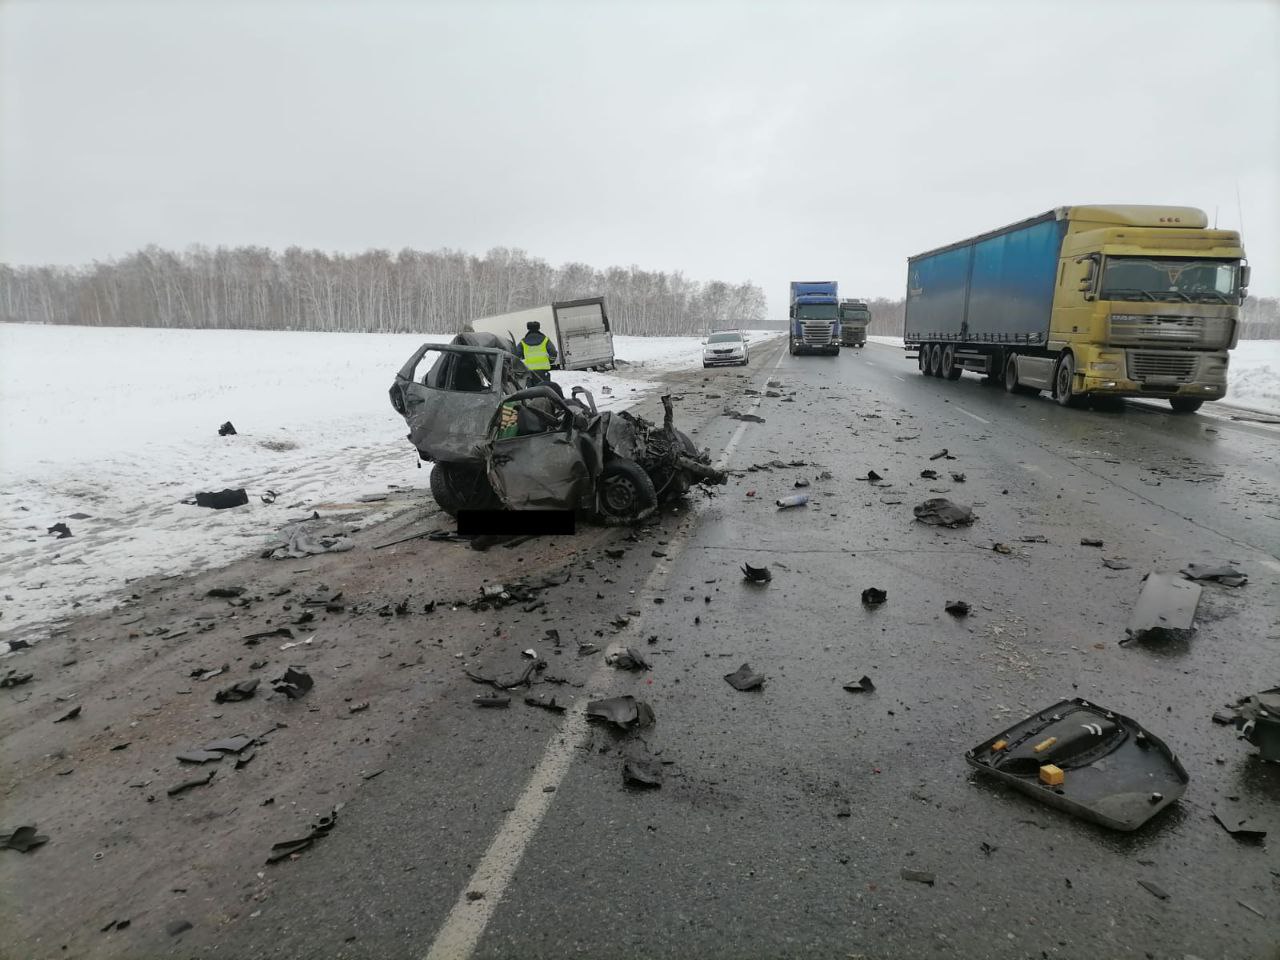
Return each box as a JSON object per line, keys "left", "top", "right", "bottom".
{"left": 429, "top": 463, "right": 498, "bottom": 517}
{"left": 1169, "top": 397, "right": 1203, "bottom": 413}
{"left": 1055, "top": 354, "right": 1086, "bottom": 408}
{"left": 596, "top": 457, "right": 658, "bottom": 525}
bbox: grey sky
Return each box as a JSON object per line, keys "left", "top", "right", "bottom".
{"left": 2, "top": 0, "right": 1277, "bottom": 313}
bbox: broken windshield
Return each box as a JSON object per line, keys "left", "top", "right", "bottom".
{"left": 1101, "top": 257, "right": 1240, "bottom": 304}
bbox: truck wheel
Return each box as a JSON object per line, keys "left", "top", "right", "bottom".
{"left": 942, "top": 346, "right": 962, "bottom": 380}
{"left": 596, "top": 458, "right": 658, "bottom": 525}
{"left": 1054, "top": 354, "right": 1087, "bottom": 408}
{"left": 928, "top": 344, "right": 944, "bottom": 377}
{"left": 918, "top": 348, "right": 929, "bottom": 375}
{"left": 1168, "top": 398, "right": 1204, "bottom": 414}
{"left": 430, "top": 463, "right": 498, "bottom": 517}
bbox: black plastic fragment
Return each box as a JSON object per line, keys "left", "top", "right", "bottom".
{"left": 623, "top": 760, "right": 663, "bottom": 789}
{"left": 945, "top": 600, "right": 970, "bottom": 617}
{"left": 724, "top": 662, "right": 765, "bottom": 691}
{"left": 585, "top": 695, "right": 655, "bottom": 730}
{"left": 176, "top": 749, "right": 223, "bottom": 764}
{"left": 901, "top": 869, "right": 935, "bottom": 885}
{"left": 1211, "top": 807, "right": 1266, "bottom": 842}
{"left": 1181, "top": 563, "right": 1247, "bottom": 587}
{"left": 0, "top": 669, "right": 33, "bottom": 689}
{"left": 742, "top": 563, "right": 772, "bottom": 583}
{"left": 271, "top": 666, "right": 313, "bottom": 699}
{"left": 214, "top": 679, "right": 260, "bottom": 703}
{"left": 920, "top": 469, "right": 939, "bottom": 480}
{"left": 266, "top": 807, "right": 340, "bottom": 864}
{"left": 47, "top": 522, "right": 72, "bottom": 538}
{"left": 610, "top": 646, "right": 650, "bottom": 671}
{"left": 951, "top": 472, "right": 966, "bottom": 482}
{"left": 218, "top": 421, "right": 237, "bottom": 436}
{"left": 167, "top": 769, "right": 216, "bottom": 796}
{"left": 913, "top": 498, "right": 974, "bottom": 527}
{"left": 474, "top": 693, "right": 511, "bottom": 708}
{"left": 1080, "top": 537, "right": 1104, "bottom": 547}
{"left": 928, "top": 449, "right": 952, "bottom": 461}
{"left": 860, "top": 470, "right": 882, "bottom": 482}
{"left": 1124, "top": 573, "right": 1201, "bottom": 644}
{"left": 524, "top": 695, "right": 566, "bottom": 713}
{"left": 53, "top": 705, "right": 82, "bottom": 723}
{"left": 0, "top": 825, "right": 49, "bottom": 852}
{"left": 861, "top": 587, "right": 887, "bottom": 606}
{"left": 204, "top": 735, "right": 255, "bottom": 754}
{"left": 188, "top": 488, "right": 249, "bottom": 510}
{"left": 794, "top": 478, "right": 810, "bottom": 488}
{"left": 243, "top": 628, "right": 293, "bottom": 645}
{"left": 206, "top": 586, "right": 245, "bottom": 598}
{"left": 843, "top": 675, "right": 875, "bottom": 693}
{"left": 1138, "top": 879, "right": 1169, "bottom": 900}
{"left": 1102, "top": 558, "right": 1131, "bottom": 570}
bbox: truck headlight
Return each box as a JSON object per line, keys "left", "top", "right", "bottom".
{"left": 1089, "top": 362, "right": 1119, "bottom": 373}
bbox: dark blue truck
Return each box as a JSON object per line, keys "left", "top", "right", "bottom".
{"left": 789, "top": 281, "right": 841, "bottom": 356}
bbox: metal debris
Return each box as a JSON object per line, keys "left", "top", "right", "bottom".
{"left": 1137, "top": 879, "right": 1169, "bottom": 900}
{"left": 1211, "top": 807, "right": 1267, "bottom": 842}
{"left": 53, "top": 705, "right": 82, "bottom": 723}
{"left": 1229, "top": 688, "right": 1280, "bottom": 761}
{"left": 167, "top": 769, "right": 216, "bottom": 797}
{"left": 920, "top": 469, "right": 939, "bottom": 480}
{"left": 843, "top": 675, "right": 875, "bottom": 693}
{"left": 950, "top": 472, "right": 966, "bottom": 482}
{"left": 913, "top": 498, "right": 975, "bottom": 527}
{"left": 861, "top": 588, "right": 887, "bottom": 606}
{"left": 860, "top": 470, "right": 883, "bottom": 482}
{"left": 742, "top": 563, "right": 772, "bottom": 583}
{"left": 1102, "top": 558, "right": 1132, "bottom": 570}
{"left": 47, "top": 522, "right": 72, "bottom": 538}
{"left": 1181, "top": 563, "right": 1247, "bottom": 587}
{"left": 0, "top": 669, "right": 33, "bottom": 689}
{"left": 1123, "top": 574, "right": 1201, "bottom": 644}
{"left": 585, "top": 695, "right": 655, "bottom": 730}
{"left": 524, "top": 695, "right": 567, "bottom": 713}
{"left": 929, "top": 449, "right": 954, "bottom": 461}
{"left": 271, "top": 667, "right": 314, "bottom": 699}
{"left": 724, "top": 662, "right": 765, "bottom": 691}
{"left": 0, "top": 825, "right": 49, "bottom": 852}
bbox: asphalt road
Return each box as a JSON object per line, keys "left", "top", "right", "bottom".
{"left": 180, "top": 339, "right": 1280, "bottom": 960}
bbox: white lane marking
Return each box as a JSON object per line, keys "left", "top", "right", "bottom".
{"left": 424, "top": 340, "right": 785, "bottom": 960}
{"left": 953, "top": 405, "right": 990, "bottom": 424}
{"left": 894, "top": 376, "right": 905, "bottom": 382}
{"left": 1259, "top": 558, "right": 1280, "bottom": 574}
{"left": 1019, "top": 463, "right": 1043, "bottom": 474}
{"left": 864, "top": 361, "right": 876, "bottom": 366}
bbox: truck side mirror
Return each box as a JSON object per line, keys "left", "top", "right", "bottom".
{"left": 1076, "top": 255, "right": 1098, "bottom": 299}
{"left": 1240, "top": 264, "right": 1251, "bottom": 293}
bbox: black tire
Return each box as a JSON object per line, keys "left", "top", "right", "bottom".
{"left": 928, "top": 343, "right": 943, "bottom": 377}
{"left": 595, "top": 457, "right": 658, "bottom": 525}
{"left": 1169, "top": 397, "right": 1204, "bottom": 413}
{"left": 918, "top": 346, "right": 929, "bottom": 375}
{"left": 429, "top": 463, "right": 498, "bottom": 517}
{"left": 1055, "top": 353, "right": 1087, "bottom": 408}
{"left": 788, "top": 340, "right": 795, "bottom": 356}
{"left": 942, "top": 346, "right": 962, "bottom": 380}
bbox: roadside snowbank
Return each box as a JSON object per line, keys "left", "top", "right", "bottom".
{"left": 0, "top": 324, "right": 778, "bottom": 630}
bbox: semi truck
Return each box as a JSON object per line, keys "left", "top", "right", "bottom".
{"left": 467, "top": 297, "right": 615, "bottom": 372}
{"left": 789, "top": 281, "right": 841, "bottom": 355}
{"left": 839, "top": 299, "right": 870, "bottom": 347}
{"left": 904, "top": 205, "right": 1248, "bottom": 412}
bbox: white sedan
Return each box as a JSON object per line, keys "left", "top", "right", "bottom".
{"left": 702, "top": 331, "right": 750, "bottom": 367}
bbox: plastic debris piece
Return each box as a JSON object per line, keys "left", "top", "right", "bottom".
{"left": 860, "top": 470, "right": 882, "bottom": 482}
{"left": 742, "top": 563, "right": 772, "bottom": 583}
{"left": 920, "top": 469, "right": 939, "bottom": 480}
{"left": 243, "top": 627, "right": 293, "bottom": 644}
{"left": 53, "top": 705, "right": 82, "bottom": 723}
{"left": 623, "top": 760, "right": 663, "bottom": 789}
{"left": 176, "top": 749, "right": 223, "bottom": 764}
{"left": 929, "top": 449, "right": 953, "bottom": 461}
{"left": 186, "top": 489, "right": 249, "bottom": 510}
{"left": 271, "top": 666, "right": 313, "bottom": 699}
{"left": 913, "top": 498, "right": 974, "bottom": 527}
{"left": 206, "top": 586, "right": 246, "bottom": 598}
{"left": 951, "top": 472, "right": 966, "bottom": 482}
{"left": 524, "top": 695, "right": 567, "bottom": 713}
{"left": 1102, "top": 558, "right": 1131, "bottom": 570}
{"left": 794, "top": 478, "right": 810, "bottom": 488}
{"left": 266, "top": 807, "right": 340, "bottom": 864}
{"left": 204, "top": 735, "right": 255, "bottom": 754}
{"left": 1124, "top": 574, "right": 1201, "bottom": 644}
{"left": 979, "top": 842, "right": 997, "bottom": 856}
{"left": 775, "top": 494, "right": 808, "bottom": 509}
{"left": 218, "top": 421, "right": 237, "bottom": 436}
{"left": 1229, "top": 688, "right": 1280, "bottom": 761}
{"left": 992, "top": 543, "right": 1013, "bottom": 555}
{"left": 577, "top": 643, "right": 599, "bottom": 657}
{"left": 1080, "top": 537, "right": 1104, "bottom": 547}
{"left": 843, "top": 675, "right": 875, "bottom": 693}
{"left": 167, "top": 770, "right": 216, "bottom": 797}
{"left": 1181, "top": 563, "right": 1247, "bottom": 587}
{"left": 521, "top": 648, "right": 538, "bottom": 659}
{"left": 474, "top": 693, "right": 511, "bottom": 708}
{"left": 47, "top": 522, "right": 73, "bottom": 538}
{"left": 1019, "top": 534, "right": 1048, "bottom": 543}
{"left": 861, "top": 587, "right": 887, "bottom": 606}
{"left": 901, "top": 869, "right": 935, "bottom": 885}
{"left": 609, "top": 647, "right": 650, "bottom": 671}
{"left": 0, "top": 670, "right": 34, "bottom": 689}
{"left": 724, "top": 662, "right": 765, "bottom": 691}
{"left": 348, "top": 701, "right": 369, "bottom": 713}
{"left": 945, "top": 600, "right": 970, "bottom": 617}
{"left": 585, "top": 695, "right": 655, "bottom": 730}
{"left": 0, "top": 825, "right": 49, "bottom": 852}
{"left": 1137, "top": 879, "right": 1169, "bottom": 900}
{"left": 214, "top": 679, "right": 259, "bottom": 704}
{"left": 1211, "top": 807, "right": 1266, "bottom": 842}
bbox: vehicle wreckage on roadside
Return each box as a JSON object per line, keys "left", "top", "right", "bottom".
{"left": 389, "top": 333, "right": 727, "bottom": 524}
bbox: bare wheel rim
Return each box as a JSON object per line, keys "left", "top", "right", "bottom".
{"left": 603, "top": 475, "right": 639, "bottom": 514}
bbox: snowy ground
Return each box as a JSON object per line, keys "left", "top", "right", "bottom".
{"left": 0, "top": 324, "right": 780, "bottom": 631}
{"left": 867, "top": 335, "right": 1280, "bottom": 414}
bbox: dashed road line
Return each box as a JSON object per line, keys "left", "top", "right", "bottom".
{"left": 953, "top": 405, "right": 990, "bottom": 424}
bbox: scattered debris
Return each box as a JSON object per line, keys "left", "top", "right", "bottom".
{"left": 271, "top": 667, "right": 314, "bottom": 699}
{"left": 1238, "top": 899, "right": 1266, "bottom": 919}
{"left": 794, "top": 478, "right": 810, "bottom": 488}
{"left": 929, "top": 449, "right": 954, "bottom": 461}
{"left": 167, "top": 770, "right": 216, "bottom": 797}
{"left": 53, "top": 705, "right": 82, "bottom": 723}
{"left": 979, "top": 841, "right": 997, "bottom": 856}
{"left": 1211, "top": 807, "right": 1267, "bottom": 842}
{"left": 266, "top": 807, "right": 340, "bottom": 864}
{"left": 1228, "top": 688, "right": 1280, "bottom": 761}
{"left": 0, "top": 669, "right": 33, "bottom": 689}
{"left": 585, "top": 696, "right": 655, "bottom": 730}
{"left": 776, "top": 494, "right": 808, "bottom": 509}
{"left": 191, "top": 664, "right": 228, "bottom": 682}
{"left": 991, "top": 542, "right": 1013, "bottom": 555}
{"left": 945, "top": 600, "right": 970, "bottom": 617}
{"left": 218, "top": 421, "right": 237, "bottom": 436}
{"left": 207, "top": 586, "right": 246, "bottom": 598}
{"left": 966, "top": 697, "right": 1188, "bottom": 831}
{"left": 920, "top": 469, "right": 939, "bottom": 480}
{"left": 1080, "top": 537, "right": 1104, "bottom": 547}
{"left": 176, "top": 749, "right": 223, "bottom": 764}
{"left": 950, "top": 472, "right": 966, "bottom": 483}
{"left": 243, "top": 627, "right": 293, "bottom": 645}
{"left": 473, "top": 693, "right": 511, "bottom": 708}
{"left": 279, "top": 635, "right": 313, "bottom": 651}
{"left": 608, "top": 646, "right": 650, "bottom": 671}
{"left": 901, "top": 869, "right": 935, "bottom": 885}
{"left": 46, "top": 522, "right": 72, "bottom": 538}
{"left": 724, "top": 410, "right": 766, "bottom": 423}
{"left": 260, "top": 490, "right": 278, "bottom": 504}
{"left": 843, "top": 676, "right": 875, "bottom": 693}
{"left": 348, "top": 701, "right": 369, "bottom": 713}
{"left": 266, "top": 529, "right": 354, "bottom": 560}
{"left": 742, "top": 563, "right": 772, "bottom": 583}
{"left": 861, "top": 587, "right": 887, "bottom": 606}
{"left": 913, "top": 498, "right": 975, "bottom": 527}
{"left": 1123, "top": 574, "right": 1201, "bottom": 644}
{"left": 859, "top": 470, "right": 883, "bottom": 482}
{"left": 1180, "top": 563, "right": 1247, "bottom": 588}
{"left": 100, "top": 918, "right": 131, "bottom": 933}
{"left": 524, "top": 695, "right": 567, "bottom": 713}
{"left": 724, "top": 662, "right": 765, "bottom": 691}
{"left": 1137, "top": 879, "right": 1170, "bottom": 901}
{"left": 1102, "top": 558, "right": 1132, "bottom": 570}
{"left": 0, "top": 825, "right": 49, "bottom": 852}
{"left": 1019, "top": 535, "right": 1048, "bottom": 543}
{"left": 184, "top": 488, "right": 249, "bottom": 510}
{"left": 623, "top": 760, "right": 663, "bottom": 789}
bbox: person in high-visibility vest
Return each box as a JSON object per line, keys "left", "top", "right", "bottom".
{"left": 519, "top": 320, "right": 558, "bottom": 381}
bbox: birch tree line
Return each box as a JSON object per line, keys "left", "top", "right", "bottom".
{"left": 0, "top": 245, "right": 767, "bottom": 336}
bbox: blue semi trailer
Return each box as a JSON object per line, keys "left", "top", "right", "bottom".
{"left": 789, "top": 281, "right": 841, "bottom": 356}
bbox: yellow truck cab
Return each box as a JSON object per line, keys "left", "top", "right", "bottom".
{"left": 905, "top": 205, "right": 1249, "bottom": 413}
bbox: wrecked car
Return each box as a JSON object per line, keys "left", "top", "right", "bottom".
{"left": 389, "top": 333, "right": 727, "bottom": 524}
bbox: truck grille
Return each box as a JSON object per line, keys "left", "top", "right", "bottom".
{"left": 1108, "top": 315, "right": 1232, "bottom": 349}
{"left": 801, "top": 321, "right": 833, "bottom": 344}
{"left": 1127, "top": 351, "right": 1199, "bottom": 383}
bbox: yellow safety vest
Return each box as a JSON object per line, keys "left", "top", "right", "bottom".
{"left": 521, "top": 336, "right": 551, "bottom": 371}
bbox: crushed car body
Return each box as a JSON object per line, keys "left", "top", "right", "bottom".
{"left": 389, "top": 334, "right": 727, "bottom": 524}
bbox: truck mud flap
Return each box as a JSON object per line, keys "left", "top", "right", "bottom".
{"left": 966, "top": 698, "right": 1187, "bottom": 831}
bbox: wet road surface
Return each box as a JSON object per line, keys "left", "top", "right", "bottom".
{"left": 185, "top": 339, "right": 1280, "bottom": 960}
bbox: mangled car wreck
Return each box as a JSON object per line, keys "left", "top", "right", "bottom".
{"left": 389, "top": 334, "right": 727, "bottom": 524}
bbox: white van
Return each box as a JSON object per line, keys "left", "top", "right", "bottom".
{"left": 467, "top": 297, "right": 615, "bottom": 372}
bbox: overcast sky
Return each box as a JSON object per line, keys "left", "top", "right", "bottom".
{"left": 2, "top": 0, "right": 1277, "bottom": 313}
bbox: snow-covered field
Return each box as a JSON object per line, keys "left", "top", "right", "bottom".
{"left": 867, "top": 335, "right": 1280, "bottom": 414}
{"left": 0, "top": 324, "right": 779, "bottom": 631}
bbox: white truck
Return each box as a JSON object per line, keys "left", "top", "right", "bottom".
{"left": 466, "top": 297, "right": 615, "bottom": 372}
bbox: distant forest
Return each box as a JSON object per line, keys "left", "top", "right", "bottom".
{"left": 0, "top": 245, "right": 767, "bottom": 336}
{"left": 1, "top": 246, "right": 1276, "bottom": 338}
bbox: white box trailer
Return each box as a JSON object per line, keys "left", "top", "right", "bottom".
{"left": 466, "top": 297, "right": 615, "bottom": 372}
